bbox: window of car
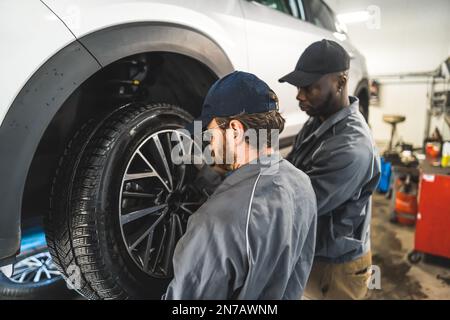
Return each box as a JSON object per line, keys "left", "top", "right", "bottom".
{"left": 252, "top": 0, "right": 301, "bottom": 19}
{"left": 303, "top": 0, "right": 338, "bottom": 32}
{"left": 296, "top": 0, "right": 306, "bottom": 20}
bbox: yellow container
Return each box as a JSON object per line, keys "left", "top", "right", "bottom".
{"left": 442, "top": 155, "right": 450, "bottom": 168}
{"left": 442, "top": 142, "right": 450, "bottom": 167}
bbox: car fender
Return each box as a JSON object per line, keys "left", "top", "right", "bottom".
{"left": 0, "top": 20, "right": 236, "bottom": 263}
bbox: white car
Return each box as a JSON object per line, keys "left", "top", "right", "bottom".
{"left": 0, "top": 0, "right": 369, "bottom": 299}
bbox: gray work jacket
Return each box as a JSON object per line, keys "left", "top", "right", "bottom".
{"left": 287, "top": 97, "right": 381, "bottom": 263}
{"left": 164, "top": 154, "right": 317, "bottom": 299}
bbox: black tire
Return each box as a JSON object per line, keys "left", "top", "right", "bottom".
{"left": 385, "top": 188, "right": 393, "bottom": 200}
{"left": 389, "top": 212, "right": 398, "bottom": 224}
{"left": 45, "top": 103, "right": 201, "bottom": 299}
{"left": 0, "top": 250, "right": 72, "bottom": 300}
{"left": 357, "top": 90, "right": 369, "bottom": 122}
{"left": 408, "top": 251, "right": 423, "bottom": 264}
{"left": 0, "top": 273, "right": 69, "bottom": 300}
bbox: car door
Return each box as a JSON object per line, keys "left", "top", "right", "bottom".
{"left": 301, "top": 0, "right": 364, "bottom": 98}
{"left": 240, "top": 0, "right": 323, "bottom": 139}
{"left": 241, "top": 0, "right": 362, "bottom": 139}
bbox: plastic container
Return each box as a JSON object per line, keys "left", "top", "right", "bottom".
{"left": 377, "top": 157, "right": 392, "bottom": 193}
{"left": 441, "top": 142, "right": 450, "bottom": 167}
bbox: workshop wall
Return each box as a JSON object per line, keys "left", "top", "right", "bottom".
{"left": 326, "top": 0, "right": 450, "bottom": 147}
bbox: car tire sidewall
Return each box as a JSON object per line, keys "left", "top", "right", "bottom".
{"left": 89, "top": 105, "right": 193, "bottom": 298}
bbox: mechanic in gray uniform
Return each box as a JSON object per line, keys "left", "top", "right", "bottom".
{"left": 279, "top": 40, "right": 381, "bottom": 299}
{"left": 163, "top": 71, "right": 317, "bottom": 300}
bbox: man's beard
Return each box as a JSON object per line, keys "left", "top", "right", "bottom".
{"left": 313, "top": 92, "right": 335, "bottom": 117}
{"left": 212, "top": 131, "right": 235, "bottom": 171}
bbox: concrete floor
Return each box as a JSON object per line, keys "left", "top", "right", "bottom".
{"left": 367, "top": 193, "right": 450, "bottom": 300}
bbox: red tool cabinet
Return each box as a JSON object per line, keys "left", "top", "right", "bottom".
{"left": 409, "top": 161, "right": 450, "bottom": 262}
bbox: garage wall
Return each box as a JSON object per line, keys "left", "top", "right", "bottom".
{"left": 325, "top": 0, "right": 450, "bottom": 147}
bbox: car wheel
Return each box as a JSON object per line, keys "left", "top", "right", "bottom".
{"left": 357, "top": 90, "right": 369, "bottom": 122}
{"left": 0, "top": 249, "right": 71, "bottom": 300}
{"left": 407, "top": 251, "right": 423, "bottom": 264}
{"left": 45, "top": 103, "right": 205, "bottom": 299}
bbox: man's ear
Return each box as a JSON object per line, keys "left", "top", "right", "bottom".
{"left": 228, "top": 119, "right": 246, "bottom": 144}
{"left": 337, "top": 73, "right": 348, "bottom": 92}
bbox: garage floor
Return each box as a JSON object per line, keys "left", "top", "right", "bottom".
{"left": 368, "top": 193, "right": 450, "bottom": 300}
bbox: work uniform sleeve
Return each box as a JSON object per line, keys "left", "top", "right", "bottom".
{"left": 163, "top": 212, "right": 243, "bottom": 300}
{"left": 284, "top": 211, "right": 317, "bottom": 299}
{"left": 286, "top": 127, "right": 306, "bottom": 163}
{"left": 307, "top": 137, "right": 373, "bottom": 216}
{"left": 286, "top": 118, "right": 316, "bottom": 163}
{"left": 286, "top": 143, "right": 297, "bottom": 163}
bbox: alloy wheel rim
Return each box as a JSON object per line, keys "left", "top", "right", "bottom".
{"left": 8, "top": 252, "right": 60, "bottom": 284}
{"left": 119, "top": 129, "right": 203, "bottom": 278}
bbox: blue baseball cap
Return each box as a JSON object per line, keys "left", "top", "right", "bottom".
{"left": 186, "top": 71, "right": 279, "bottom": 133}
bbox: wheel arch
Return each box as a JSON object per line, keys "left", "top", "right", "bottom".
{"left": 0, "top": 22, "right": 234, "bottom": 263}
{"left": 354, "top": 78, "right": 370, "bottom": 121}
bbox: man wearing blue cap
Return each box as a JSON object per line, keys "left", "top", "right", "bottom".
{"left": 279, "top": 39, "right": 381, "bottom": 300}
{"left": 163, "top": 71, "right": 317, "bottom": 300}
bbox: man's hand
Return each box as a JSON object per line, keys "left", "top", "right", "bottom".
{"left": 209, "top": 164, "right": 228, "bottom": 176}
{"left": 193, "top": 164, "right": 225, "bottom": 197}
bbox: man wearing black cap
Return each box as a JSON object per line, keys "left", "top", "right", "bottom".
{"left": 279, "top": 40, "right": 380, "bottom": 300}
{"left": 163, "top": 71, "right": 317, "bottom": 299}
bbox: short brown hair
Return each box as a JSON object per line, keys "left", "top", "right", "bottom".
{"left": 215, "top": 109, "right": 285, "bottom": 149}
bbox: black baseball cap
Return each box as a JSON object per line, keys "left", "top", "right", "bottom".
{"left": 279, "top": 39, "right": 350, "bottom": 87}
{"left": 186, "top": 71, "right": 278, "bottom": 133}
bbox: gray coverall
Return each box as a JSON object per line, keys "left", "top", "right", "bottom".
{"left": 164, "top": 154, "right": 317, "bottom": 299}
{"left": 287, "top": 96, "right": 381, "bottom": 263}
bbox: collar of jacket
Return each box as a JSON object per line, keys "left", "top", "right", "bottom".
{"left": 302, "top": 96, "right": 359, "bottom": 144}
{"left": 213, "top": 152, "right": 283, "bottom": 196}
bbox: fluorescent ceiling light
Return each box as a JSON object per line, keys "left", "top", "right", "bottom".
{"left": 333, "top": 32, "right": 347, "bottom": 41}
{"left": 337, "top": 11, "right": 370, "bottom": 24}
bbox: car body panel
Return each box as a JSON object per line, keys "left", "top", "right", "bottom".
{"left": 0, "top": 0, "right": 80, "bottom": 262}
{"left": 241, "top": 0, "right": 323, "bottom": 137}
{"left": 0, "top": 39, "right": 101, "bottom": 263}
{"left": 0, "top": 0, "right": 368, "bottom": 264}
{"left": 0, "top": 0, "right": 77, "bottom": 126}
{"left": 241, "top": 0, "right": 368, "bottom": 137}
{"left": 40, "top": 0, "right": 368, "bottom": 138}
{"left": 41, "top": 0, "right": 248, "bottom": 71}
{"left": 0, "top": 22, "right": 236, "bottom": 264}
